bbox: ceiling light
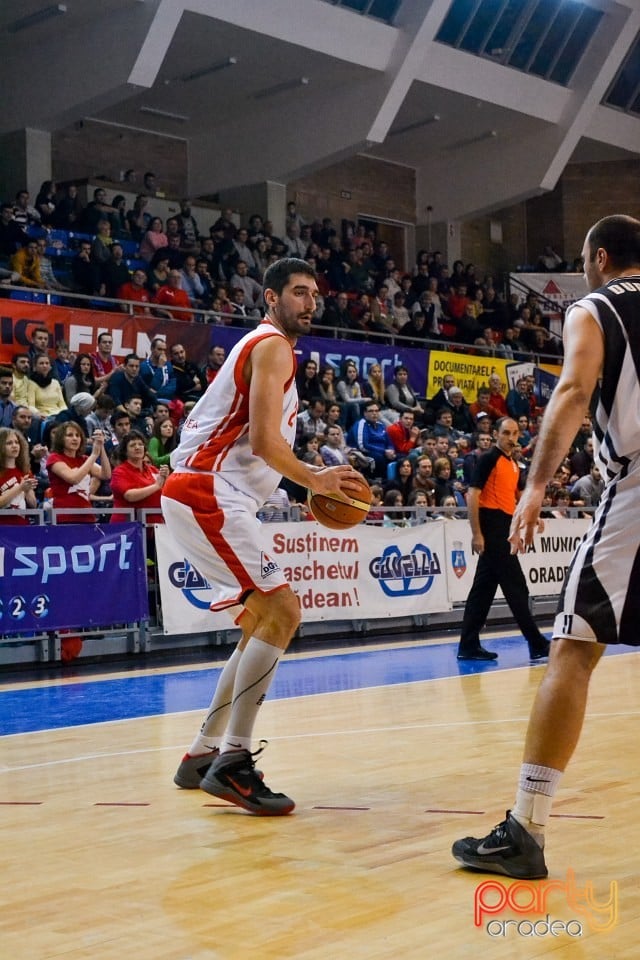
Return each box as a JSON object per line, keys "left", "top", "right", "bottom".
{"left": 179, "top": 57, "right": 238, "bottom": 83}
{"left": 253, "top": 77, "right": 310, "bottom": 101}
{"left": 447, "top": 129, "right": 498, "bottom": 151}
{"left": 139, "top": 106, "right": 190, "bottom": 123}
{"left": 7, "top": 3, "right": 67, "bottom": 33}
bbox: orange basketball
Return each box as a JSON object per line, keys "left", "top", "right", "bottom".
{"left": 307, "top": 474, "right": 372, "bottom": 530}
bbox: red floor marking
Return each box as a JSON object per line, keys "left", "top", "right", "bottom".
{"left": 549, "top": 813, "right": 605, "bottom": 820}
{"left": 425, "top": 809, "right": 485, "bottom": 815}
{"left": 93, "top": 802, "right": 151, "bottom": 806}
{"left": 0, "top": 801, "right": 43, "bottom": 805}
{"left": 313, "top": 806, "right": 370, "bottom": 810}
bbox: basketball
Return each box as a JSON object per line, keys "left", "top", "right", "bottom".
{"left": 307, "top": 474, "right": 372, "bottom": 530}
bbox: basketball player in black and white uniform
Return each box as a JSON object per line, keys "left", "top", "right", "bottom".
{"left": 452, "top": 214, "right": 640, "bottom": 879}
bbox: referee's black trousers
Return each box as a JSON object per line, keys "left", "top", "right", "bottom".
{"left": 459, "top": 508, "right": 547, "bottom": 654}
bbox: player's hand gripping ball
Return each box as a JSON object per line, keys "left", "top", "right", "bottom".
{"left": 307, "top": 473, "right": 372, "bottom": 530}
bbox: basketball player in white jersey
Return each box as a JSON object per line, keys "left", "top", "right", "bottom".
{"left": 163, "top": 258, "right": 361, "bottom": 815}
{"left": 452, "top": 215, "right": 640, "bottom": 877}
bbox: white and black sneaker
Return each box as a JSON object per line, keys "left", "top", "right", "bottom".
{"left": 452, "top": 811, "right": 548, "bottom": 879}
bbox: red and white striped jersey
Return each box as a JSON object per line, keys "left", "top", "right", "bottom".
{"left": 170, "top": 321, "right": 298, "bottom": 507}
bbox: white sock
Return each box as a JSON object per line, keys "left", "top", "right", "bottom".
{"left": 219, "top": 637, "right": 282, "bottom": 754}
{"left": 512, "top": 763, "right": 563, "bottom": 846}
{"left": 188, "top": 646, "right": 243, "bottom": 755}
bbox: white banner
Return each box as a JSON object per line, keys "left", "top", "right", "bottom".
{"left": 443, "top": 517, "right": 589, "bottom": 603}
{"left": 510, "top": 272, "right": 587, "bottom": 337}
{"left": 156, "top": 521, "right": 450, "bottom": 635}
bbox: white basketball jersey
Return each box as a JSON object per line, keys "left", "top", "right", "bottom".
{"left": 171, "top": 321, "right": 298, "bottom": 506}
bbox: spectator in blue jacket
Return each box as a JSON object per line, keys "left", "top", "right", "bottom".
{"left": 347, "top": 400, "right": 395, "bottom": 479}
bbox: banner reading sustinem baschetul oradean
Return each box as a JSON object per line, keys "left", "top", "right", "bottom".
{"left": 155, "top": 522, "right": 450, "bottom": 634}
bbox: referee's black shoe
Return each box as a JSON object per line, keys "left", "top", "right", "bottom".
{"left": 456, "top": 647, "right": 498, "bottom": 661}
{"left": 529, "top": 640, "right": 551, "bottom": 662}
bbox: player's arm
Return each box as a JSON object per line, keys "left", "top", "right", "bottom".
{"left": 509, "top": 305, "right": 604, "bottom": 551}
{"left": 247, "top": 337, "right": 360, "bottom": 496}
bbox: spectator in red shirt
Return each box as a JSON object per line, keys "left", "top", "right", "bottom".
{"left": 386, "top": 410, "right": 420, "bottom": 456}
{"left": 153, "top": 270, "right": 193, "bottom": 321}
{"left": 110, "top": 431, "right": 169, "bottom": 523}
{"left": 46, "top": 423, "right": 111, "bottom": 523}
{"left": 118, "top": 268, "right": 151, "bottom": 315}
{"left": 0, "top": 427, "right": 37, "bottom": 524}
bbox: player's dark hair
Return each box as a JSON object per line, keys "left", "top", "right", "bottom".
{"left": 263, "top": 257, "right": 316, "bottom": 297}
{"left": 587, "top": 215, "right": 640, "bottom": 269}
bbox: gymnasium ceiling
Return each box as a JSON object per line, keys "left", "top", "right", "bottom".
{"left": 0, "top": 0, "right": 638, "bottom": 221}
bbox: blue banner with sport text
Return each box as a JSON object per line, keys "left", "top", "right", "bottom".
{"left": 0, "top": 523, "right": 148, "bottom": 634}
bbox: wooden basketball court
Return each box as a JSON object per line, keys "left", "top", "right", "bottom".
{"left": 1, "top": 632, "right": 638, "bottom": 959}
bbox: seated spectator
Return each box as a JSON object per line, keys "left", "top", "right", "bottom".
{"left": 176, "top": 199, "right": 199, "bottom": 251}
{"left": 194, "top": 258, "right": 215, "bottom": 307}
{"left": 126, "top": 194, "right": 151, "bottom": 242}
{"left": 139, "top": 217, "right": 168, "bottom": 263}
{"left": 230, "top": 260, "right": 262, "bottom": 311}
{"left": 81, "top": 188, "right": 118, "bottom": 235}
{"left": 71, "top": 240, "right": 96, "bottom": 295}
{"left": 0, "top": 365, "right": 18, "bottom": 428}
{"left": 407, "top": 488, "right": 432, "bottom": 522}
{"left": 42, "top": 391, "right": 97, "bottom": 447}
{"left": 90, "top": 219, "right": 113, "bottom": 292}
{"left": 47, "top": 422, "right": 111, "bottom": 523}
{"left": 153, "top": 270, "right": 193, "bottom": 321}
{"left": 295, "top": 397, "right": 327, "bottom": 449}
{"left": 118, "top": 268, "right": 151, "bottom": 315}
{"left": 385, "top": 457, "right": 414, "bottom": 503}
{"left": 140, "top": 338, "right": 176, "bottom": 404}
{"left": 319, "top": 423, "right": 352, "bottom": 467}
{"left": 386, "top": 410, "right": 420, "bottom": 457}
{"left": 146, "top": 254, "right": 171, "bottom": 298}
{"left": 63, "top": 354, "right": 103, "bottom": 404}
{"left": 110, "top": 430, "right": 169, "bottom": 523}
{"left": 257, "top": 487, "right": 295, "bottom": 523}
{"left": 362, "top": 362, "right": 395, "bottom": 425}
{"left": 169, "top": 343, "right": 204, "bottom": 403}
{"left": 102, "top": 243, "right": 130, "bottom": 299}
{"left": 432, "top": 456, "right": 457, "bottom": 506}
{"left": 35, "top": 236, "right": 70, "bottom": 293}
{"left": 107, "top": 354, "right": 155, "bottom": 409}
{"left": 10, "top": 354, "right": 32, "bottom": 409}
{"left": 385, "top": 365, "right": 425, "bottom": 422}
{"left": 179, "top": 254, "right": 206, "bottom": 308}
{"left": 506, "top": 377, "right": 531, "bottom": 419}
{"left": 148, "top": 418, "right": 177, "bottom": 467}
{"left": 85, "top": 394, "right": 116, "bottom": 443}
{"left": 122, "top": 395, "right": 152, "bottom": 437}
{"left": 53, "top": 183, "right": 83, "bottom": 230}
{"left": 570, "top": 436, "right": 594, "bottom": 479}
{"left": 447, "top": 386, "right": 475, "bottom": 436}
{"left": 13, "top": 190, "right": 41, "bottom": 230}
{"left": 570, "top": 463, "right": 603, "bottom": 508}
{"left": 34, "top": 181, "right": 57, "bottom": 226}
{"left": 295, "top": 359, "right": 322, "bottom": 409}
{"left": 201, "top": 344, "right": 225, "bottom": 386}
{"left": 347, "top": 400, "right": 395, "bottom": 479}
{"left": 412, "top": 454, "right": 436, "bottom": 498}
{"left": 317, "top": 365, "right": 338, "bottom": 406}
{"left": 108, "top": 409, "right": 132, "bottom": 461}
{"left": 336, "top": 360, "right": 367, "bottom": 429}
{"left": 0, "top": 201, "right": 27, "bottom": 259}
{"left": 27, "top": 355, "right": 67, "bottom": 418}
{"left": 50, "top": 340, "right": 72, "bottom": 384}
{"left": 110, "top": 194, "right": 131, "bottom": 240}
{"left": 10, "top": 237, "right": 43, "bottom": 288}
{"left": 382, "top": 488, "right": 407, "bottom": 527}
{"left": 0, "top": 427, "right": 38, "bottom": 523}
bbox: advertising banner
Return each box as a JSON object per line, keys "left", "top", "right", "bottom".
{"left": 156, "top": 521, "right": 450, "bottom": 635}
{"left": 0, "top": 522, "right": 148, "bottom": 633}
{"left": 442, "top": 517, "right": 589, "bottom": 603}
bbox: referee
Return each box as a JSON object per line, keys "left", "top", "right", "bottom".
{"left": 456, "top": 417, "right": 550, "bottom": 661}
